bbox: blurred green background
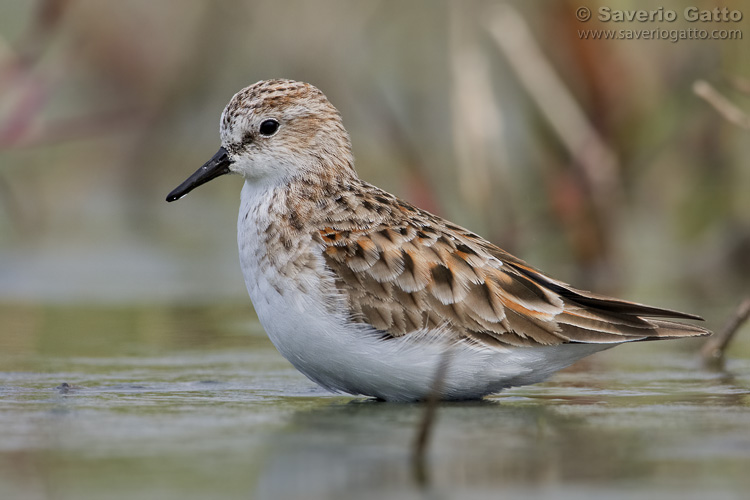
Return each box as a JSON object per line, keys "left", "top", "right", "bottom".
{"left": 1, "top": 0, "right": 748, "bottom": 314}
{"left": 2, "top": 1, "right": 750, "bottom": 499}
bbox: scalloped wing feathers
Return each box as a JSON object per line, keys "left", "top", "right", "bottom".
{"left": 311, "top": 180, "right": 709, "bottom": 348}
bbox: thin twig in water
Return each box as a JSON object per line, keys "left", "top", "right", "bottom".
{"left": 701, "top": 298, "right": 750, "bottom": 369}
{"left": 412, "top": 346, "right": 453, "bottom": 486}
{"left": 693, "top": 80, "right": 750, "bottom": 129}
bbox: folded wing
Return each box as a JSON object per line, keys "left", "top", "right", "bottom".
{"left": 316, "top": 185, "right": 710, "bottom": 348}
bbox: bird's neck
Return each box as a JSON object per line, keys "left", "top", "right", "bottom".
{"left": 239, "top": 160, "right": 361, "bottom": 229}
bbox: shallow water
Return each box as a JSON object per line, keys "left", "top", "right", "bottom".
{"left": 1, "top": 303, "right": 749, "bottom": 500}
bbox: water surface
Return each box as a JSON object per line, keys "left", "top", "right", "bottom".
{"left": 1, "top": 304, "right": 748, "bottom": 500}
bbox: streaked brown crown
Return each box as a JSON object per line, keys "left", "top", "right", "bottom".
{"left": 221, "top": 79, "right": 330, "bottom": 132}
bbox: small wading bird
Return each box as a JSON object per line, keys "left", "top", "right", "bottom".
{"left": 167, "top": 79, "right": 710, "bottom": 402}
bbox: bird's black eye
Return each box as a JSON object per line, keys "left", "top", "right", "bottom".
{"left": 259, "top": 119, "right": 279, "bottom": 136}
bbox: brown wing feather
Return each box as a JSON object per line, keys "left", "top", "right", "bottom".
{"left": 315, "top": 182, "right": 711, "bottom": 347}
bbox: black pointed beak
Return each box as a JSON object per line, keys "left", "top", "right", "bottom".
{"left": 166, "top": 147, "right": 232, "bottom": 202}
